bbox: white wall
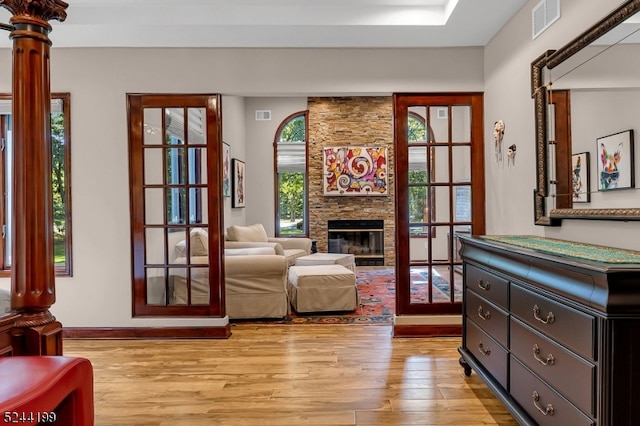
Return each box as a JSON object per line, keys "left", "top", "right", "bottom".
{"left": 222, "top": 95, "right": 247, "bottom": 228}
{"left": 571, "top": 89, "right": 640, "bottom": 209}
{"left": 484, "top": 0, "right": 640, "bottom": 250}
{"left": 243, "top": 97, "right": 308, "bottom": 235}
{"left": 0, "top": 46, "right": 483, "bottom": 327}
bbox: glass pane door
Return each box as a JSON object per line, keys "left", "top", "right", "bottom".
{"left": 128, "top": 94, "right": 224, "bottom": 317}
{"left": 394, "top": 94, "right": 485, "bottom": 316}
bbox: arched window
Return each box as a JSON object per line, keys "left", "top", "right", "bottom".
{"left": 408, "top": 110, "right": 436, "bottom": 236}
{"left": 408, "top": 111, "right": 427, "bottom": 141}
{"left": 274, "top": 111, "right": 308, "bottom": 236}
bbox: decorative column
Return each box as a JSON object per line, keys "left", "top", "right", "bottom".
{"left": 0, "top": 0, "right": 68, "bottom": 355}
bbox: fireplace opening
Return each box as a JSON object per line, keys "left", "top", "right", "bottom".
{"left": 327, "top": 219, "right": 384, "bottom": 266}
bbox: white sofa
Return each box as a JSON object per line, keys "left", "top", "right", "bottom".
{"left": 170, "top": 225, "right": 309, "bottom": 319}
{"left": 225, "top": 224, "right": 312, "bottom": 266}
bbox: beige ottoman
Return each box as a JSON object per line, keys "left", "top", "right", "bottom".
{"left": 288, "top": 265, "right": 358, "bottom": 313}
{"left": 294, "top": 253, "right": 356, "bottom": 272}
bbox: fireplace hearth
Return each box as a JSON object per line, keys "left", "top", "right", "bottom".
{"left": 327, "top": 219, "right": 384, "bottom": 266}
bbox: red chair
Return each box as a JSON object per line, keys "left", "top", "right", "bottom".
{"left": 0, "top": 356, "right": 94, "bottom": 426}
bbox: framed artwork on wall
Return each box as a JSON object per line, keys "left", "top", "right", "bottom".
{"left": 232, "top": 158, "right": 246, "bottom": 208}
{"left": 322, "top": 146, "right": 388, "bottom": 196}
{"left": 222, "top": 142, "right": 231, "bottom": 198}
{"left": 571, "top": 152, "right": 590, "bottom": 203}
{"left": 597, "top": 129, "right": 634, "bottom": 191}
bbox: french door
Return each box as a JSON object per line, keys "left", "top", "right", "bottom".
{"left": 393, "top": 93, "right": 485, "bottom": 316}
{"left": 127, "top": 94, "right": 224, "bottom": 317}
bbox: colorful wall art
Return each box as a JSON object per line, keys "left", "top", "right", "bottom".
{"left": 572, "top": 152, "right": 590, "bottom": 202}
{"left": 232, "top": 158, "right": 246, "bottom": 208}
{"left": 322, "top": 146, "right": 388, "bottom": 196}
{"left": 222, "top": 142, "right": 231, "bottom": 198}
{"left": 597, "top": 129, "right": 634, "bottom": 191}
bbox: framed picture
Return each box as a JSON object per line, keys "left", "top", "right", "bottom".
{"left": 571, "top": 152, "right": 590, "bottom": 203}
{"left": 222, "top": 142, "right": 231, "bottom": 198}
{"left": 322, "top": 146, "right": 388, "bottom": 196}
{"left": 232, "top": 158, "right": 246, "bottom": 208}
{"left": 597, "top": 129, "right": 634, "bottom": 191}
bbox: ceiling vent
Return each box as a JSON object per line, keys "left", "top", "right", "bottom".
{"left": 532, "top": 0, "right": 561, "bottom": 40}
{"left": 255, "top": 110, "right": 271, "bottom": 121}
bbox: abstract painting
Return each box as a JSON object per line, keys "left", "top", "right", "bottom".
{"left": 597, "top": 130, "right": 634, "bottom": 191}
{"left": 222, "top": 142, "right": 231, "bottom": 198}
{"left": 572, "top": 152, "right": 590, "bottom": 202}
{"left": 232, "top": 158, "right": 245, "bottom": 208}
{"left": 322, "top": 146, "right": 388, "bottom": 196}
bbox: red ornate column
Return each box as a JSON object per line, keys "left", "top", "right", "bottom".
{"left": 0, "top": 0, "right": 68, "bottom": 355}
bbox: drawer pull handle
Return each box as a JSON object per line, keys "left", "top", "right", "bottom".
{"left": 477, "top": 279, "right": 490, "bottom": 291}
{"left": 477, "top": 306, "right": 491, "bottom": 320}
{"left": 532, "top": 391, "right": 554, "bottom": 416}
{"left": 533, "top": 304, "right": 555, "bottom": 324}
{"left": 477, "top": 342, "right": 491, "bottom": 356}
{"left": 532, "top": 344, "right": 555, "bottom": 366}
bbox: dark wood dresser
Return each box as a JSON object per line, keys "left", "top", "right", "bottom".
{"left": 458, "top": 235, "right": 640, "bottom": 426}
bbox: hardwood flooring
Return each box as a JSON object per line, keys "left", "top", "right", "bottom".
{"left": 64, "top": 325, "right": 517, "bottom": 425}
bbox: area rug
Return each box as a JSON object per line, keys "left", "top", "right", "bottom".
{"left": 230, "top": 267, "right": 458, "bottom": 326}
{"left": 412, "top": 270, "right": 463, "bottom": 303}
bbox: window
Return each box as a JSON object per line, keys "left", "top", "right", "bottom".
{"left": 274, "top": 111, "right": 308, "bottom": 236}
{"left": 165, "top": 108, "right": 204, "bottom": 225}
{"left": 408, "top": 111, "right": 435, "bottom": 237}
{"left": 0, "top": 93, "right": 72, "bottom": 276}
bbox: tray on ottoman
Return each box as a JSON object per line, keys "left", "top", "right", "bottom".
{"left": 287, "top": 264, "right": 358, "bottom": 313}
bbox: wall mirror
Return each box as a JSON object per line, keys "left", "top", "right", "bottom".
{"left": 532, "top": 0, "right": 640, "bottom": 225}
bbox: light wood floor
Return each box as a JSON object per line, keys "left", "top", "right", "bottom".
{"left": 64, "top": 325, "right": 517, "bottom": 426}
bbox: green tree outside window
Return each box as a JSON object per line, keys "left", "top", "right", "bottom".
{"left": 276, "top": 114, "right": 307, "bottom": 236}
{"left": 51, "top": 113, "right": 67, "bottom": 265}
{"left": 408, "top": 114, "right": 431, "bottom": 236}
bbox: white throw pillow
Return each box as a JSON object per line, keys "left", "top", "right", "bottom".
{"left": 227, "top": 224, "right": 268, "bottom": 242}
{"left": 174, "top": 240, "right": 186, "bottom": 258}
{"left": 174, "top": 229, "right": 211, "bottom": 258}
{"left": 190, "top": 228, "right": 209, "bottom": 256}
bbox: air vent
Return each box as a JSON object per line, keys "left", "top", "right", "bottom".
{"left": 255, "top": 110, "right": 271, "bottom": 121}
{"left": 532, "top": 0, "right": 561, "bottom": 40}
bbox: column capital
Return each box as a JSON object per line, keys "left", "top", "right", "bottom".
{"left": 0, "top": 0, "right": 68, "bottom": 23}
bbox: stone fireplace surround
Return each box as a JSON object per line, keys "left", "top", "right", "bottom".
{"left": 307, "top": 96, "right": 396, "bottom": 266}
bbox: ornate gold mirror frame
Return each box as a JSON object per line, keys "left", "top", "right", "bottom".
{"left": 531, "top": 0, "right": 640, "bottom": 225}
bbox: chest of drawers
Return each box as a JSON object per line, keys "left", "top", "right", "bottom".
{"left": 458, "top": 236, "right": 640, "bottom": 426}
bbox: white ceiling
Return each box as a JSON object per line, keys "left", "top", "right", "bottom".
{"left": 0, "top": 0, "right": 528, "bottom": 48}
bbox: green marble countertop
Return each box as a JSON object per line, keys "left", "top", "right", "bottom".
{"left": 480, "top": 235, "right": 640, "bottom": 264}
